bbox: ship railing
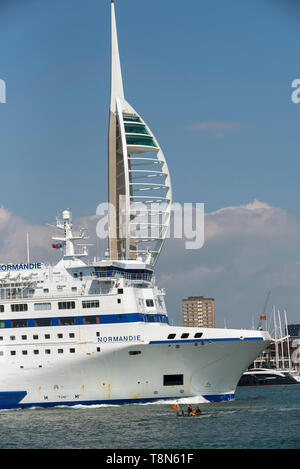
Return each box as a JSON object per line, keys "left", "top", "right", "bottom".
{"left": 93, "top": 271, "right": 154, "bottom": 283}
{"left": 0, "top": 290, "right": 36, "bottom": 300}
{"left": 0, "top": 288, "right": 118, "bottom": 301}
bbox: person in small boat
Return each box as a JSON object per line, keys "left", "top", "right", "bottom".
{"left": 195, "top": 406, "right": 201, "bottom": 415}
{"left": 187, "top": 405, "right": 194, "bottom": 416}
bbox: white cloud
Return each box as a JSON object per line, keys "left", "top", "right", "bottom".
{"left": 157, "top": 200, "right": 300, "bottom": 328}
{"left": 0, "top": 207, "right": 58, "bottom": 264}
{"left": 186, "top": 121, "right": 246, "bottom": 137}
{"left": 205, "top": 199, "right": 299, "bottom": 243}
{"left": 1, "top": 200, "right": 300, "bottom": 330}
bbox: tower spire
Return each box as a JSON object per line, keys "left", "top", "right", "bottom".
{"left": 110, "top": 0, "right": 124, "bottom": 112}
{"left": 108, "top": 1, "right": 172, "bottom": 265}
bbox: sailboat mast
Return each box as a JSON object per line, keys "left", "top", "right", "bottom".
{"left": 284, "top": 309, "right": 292, "bottom": 370}
{"left": 278, "top": 309, "right": 284, "bottom": 369}
{"left": 273, "top": 305, "right": 279, "bottom": 369}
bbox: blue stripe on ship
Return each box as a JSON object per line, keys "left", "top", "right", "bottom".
{"left": 0, "top": 312, "right": 169, "bottom": 329}
{"left": 0, "top": 393, "right": 235, "bottom": 409}
{"left": 203, "top": 394, "right": 235, "bottom": 402}
{"left": 149, "top": 337, "right": 263, "bottom": 344}
{"left": 0, "top": 391, "right": 27, "bottom": 409}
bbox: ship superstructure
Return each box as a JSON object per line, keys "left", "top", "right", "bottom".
{"left": 0, "top": 1, "right": 271, "bottom": 409}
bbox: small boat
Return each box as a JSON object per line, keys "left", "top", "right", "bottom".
{"left": 237, "top": 368, "right": 299, "bottom": 386}
{"left": 176, "top": 411, "right": 217, "bottom": 418}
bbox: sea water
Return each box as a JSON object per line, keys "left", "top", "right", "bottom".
{"left": 0, "top": 385, "right": 299, "bottom": 449}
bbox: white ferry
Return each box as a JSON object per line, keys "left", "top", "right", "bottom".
{"left": 0, "top": 1, "right": 271, "bottom": 409}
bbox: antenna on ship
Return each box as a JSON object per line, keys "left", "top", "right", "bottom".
{"left": 51, "top": 209, "right": 90, "bottom": 260}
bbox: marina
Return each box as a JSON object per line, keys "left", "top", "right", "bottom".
{"left": 238, "top": 307, "right": 300, "bottom": 386}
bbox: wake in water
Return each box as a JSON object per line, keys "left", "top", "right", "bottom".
{"left": 135, "top": 396, "right": 209, "bottom": 406}
{"left": 0, "top": 395, "right": 210, "bottom": 412}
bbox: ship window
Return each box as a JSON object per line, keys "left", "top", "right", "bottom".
{"left": 22, "top": 335, "right": 27, "bottom": 340}
{"left": 11, "top": 303, "right": 28, "bottom": 312}
{"left": 0, "top": 336, "right": 2, "bottom": 340}
{"left": 163, "top": 374, "right": 184, "bottom": 386}
{"left": 117, "top": 299, "right": 121, "bottom": 304}
{"left": 97, "top": 347, "right": 101, "bottom": 352}
{"left": 22, "top": 350, "right": 27, "bottom": 355}
{"left": 129, "top": 351, "right": 141, "bottom": 355}
{"left": 10, "top": 350, "right": 16, "bottom": 356}
{"left": 146, "top": 299, "right": 154, "bottom": 307}
{"left": 82, "top": 300, "right": 100, "bottom": 309}
{"left": 57, "top": 333, "right": 63, "bottom": 339}
{"left": 71, "top": 287, "right": 77, "bottom": 292}
{"left": 11, "top": 319, "right": 28, "bottom": 328}
{"left": 45, "top": 349, "right": 51, "bottom": 354}
{"left": 0, "top": 305, "right": 4, "bottom": 312}
{"left": 167, "top": 334, "right": 176, "bottom": 339}
{"left": 117, "top": 288, "right": 124, "bottom": 294}
{"left": 181, "top": 333, "right": 189, "bottom": 339}
{"left": 33, "top": 350, "right": 39, "bottom": 355}
{"left": 33, "top": 335, "right": 38, "bottom": 340}
{"left": 194, "top": 332, "right": 203, "bottom": 338}
{"left": 10, "top": 336, "right": 15, "bottom": 340}
{"left": 35, "top": 318, "right": 52, "bottom": 327}
{"left": 58, "top": 301, "right": 75, "bottom": 310}
{"left": 58, "top": 349, "right": 63, "bottom": 354}
{"left": 69, "top": 333, "right": 75, "bottom": 338}
{"left": 58, "top": 317, "right": 76, "bottom": 326}
{"left": 34, "top": 303, "right": 51, "bottom": 311}
{"left": 69, "top": 348, "right": 75, "bottom": 353}
{"left": 43, "top": 289, "right": 49, "bottom": 293}
{"left": 82, "top": 316, "right": 100, "bottom": 325}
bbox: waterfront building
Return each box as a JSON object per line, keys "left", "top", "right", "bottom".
{"left": 182, "top": 296, "right": 215, "bottom": 328}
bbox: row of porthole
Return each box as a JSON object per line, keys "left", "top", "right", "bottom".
{"left": 0, "top": 332, "right": 76, "bottom": 341}
{"left": 1, "top": 347, "right": 102, "bottom": 357}
{"left": 167, "top": 332, "right": 203, "bottom": 340}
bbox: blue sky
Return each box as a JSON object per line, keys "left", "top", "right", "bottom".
{"left": 0, "top": 0, "right": 300, "bottom": 327}
{"left": 0, "top": 0, "right": 299, "bottom": 221}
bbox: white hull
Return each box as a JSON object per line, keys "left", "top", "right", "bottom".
{"left": 0, "top": 323, "right": 271, "bottom": 408}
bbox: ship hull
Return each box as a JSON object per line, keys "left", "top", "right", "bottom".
{"left": 0, "top": 324, "right": 271, "bottom": 409}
